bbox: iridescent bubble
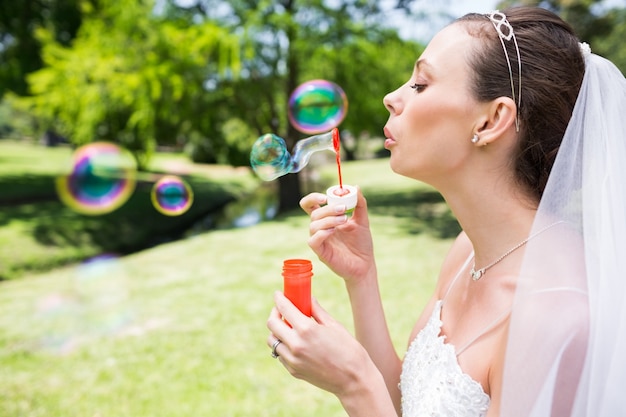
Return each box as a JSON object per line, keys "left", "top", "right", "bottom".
{"left": 36, "top": 292, "right": 80, "bottom": 354}
{"left": 288, "top": 80, "right": 348, "bottom": 134}
{"left": 151, "top": 175, "right": 194, "bottom": 216}
{"left": 56, "top": 142, "right": 137, "bottom": 215}
{"left": 250, "top": 128, "right": 340, "bottom": 181}
{"left": 72, "top": 255, "right": 134, "bottom": 337}
{"left": 36, "top": 254, "right": 134, "bottom": 354}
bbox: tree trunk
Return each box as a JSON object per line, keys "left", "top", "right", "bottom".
{"left": 277, "top": 0, "right": 302, "bottom": 213}
{"left": 278, "top": 173, "right": 301, "bottom": 212}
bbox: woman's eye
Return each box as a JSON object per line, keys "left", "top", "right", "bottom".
{"left": 410, "top": 83, "right": 426, "bottom": 93}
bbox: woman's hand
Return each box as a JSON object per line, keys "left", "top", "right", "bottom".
{"left": 299, "top": 187, "right": 375, "bottom": 284}
{"left": 266, "top": 292, "right": 372, "bottom": 397}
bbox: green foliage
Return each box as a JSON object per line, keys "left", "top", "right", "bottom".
{"left": 218, "top": 118, "right": 258, "bottom": 166}
{"left": 184, "top": 131, "right": 217, "bottom": 164}
{"left": 0, "top": 99, "right": 16, "bottom": 138}
{"left": 0, "top": 0, "right": 84, "bottom": 97}
{"left": 189, "top": 0, "right": 423, "bottom": 210}
{"left": 16, "top": 0, "right": 240, "bottom": 169}
{"left": 591, "top": 7, "right": 626, "bottom": 74}
{"left": 212, "top": 0, "right": 422, "bottom": 142}
{"left": 7, "top": 0, "right": 622, "bottom": 211}
{"left": 304, "top": 32, "right": 424, "bottom": 144}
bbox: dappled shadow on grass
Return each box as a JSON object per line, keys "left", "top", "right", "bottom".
{"left": 0, "top": 174, "right": 59, "bottom": 205}
{"left": 32, "top": 179, "right": 240, "bottom": 250}
{"left": 0, "top": 172, "right": 249, "bottom": 279}
{"left": 273, "top": 186, "right": 460, "bottom": 240}
{"left": 366, "top": 188, "right": 460, "bottom": 239}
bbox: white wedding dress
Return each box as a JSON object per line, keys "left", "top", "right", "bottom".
{"left": 399, "top": 256, "right": 492, "bottom": 417}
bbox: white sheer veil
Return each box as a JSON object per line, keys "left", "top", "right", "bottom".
{"left": 500, "top": 49, "right": 626, "bottom": 415}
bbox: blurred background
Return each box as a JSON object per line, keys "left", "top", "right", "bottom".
{"left": 0, "top": 0, "right": 623, "bottom": 416}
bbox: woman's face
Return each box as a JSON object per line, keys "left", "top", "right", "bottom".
{"left": 383, "top": 23, "right": 485, "bottom": 184}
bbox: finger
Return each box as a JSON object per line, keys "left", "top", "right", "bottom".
{"left": 351, "top": 186, "right": 370, "bottom": 226}
{"left": 266, "top": 308, "right": 296, "bottom": 362}
{"left": 267, "top": 334, "right": 286, "bottom": 359}
{"left": 309, "top": 210, "right": 348, "bottom": 236}
{"left": 266, "top": 333, "right": 279, "bottom": 349}
{"left": 307, "top": 228, "right": 336, "bottom": 252}
{"left": 266, "top": 306, "right": 281, "bottom": 330}
{"left": 274, "top": 291, "right": 312, "bottom": 330}
{"left": 300, "top": 193, "right": 327, "bottom": 215}
{"left": 267, "top": 306, "right": 291, "bottom": 340}
{"left": 313, "top": 198, "right": 347, "bottom": 216}
{"left": 310, "top": 297, "right": 334, "bottom": 325}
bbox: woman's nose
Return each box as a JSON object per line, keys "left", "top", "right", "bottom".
{"left": 383, "top": 88, "right": 402, "bottom": 115}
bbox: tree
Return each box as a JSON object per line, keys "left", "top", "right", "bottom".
{"left": 0, "top": 0, "right": 85, "bottom": 98}
{"left": 590, "top": 6, "right": 626, "bottom": 73}
{"left": 14, "top": 0, "right": 240, "bottom": 169}
{"left": 179, "top": 0, "right": 422, "bottom": 211}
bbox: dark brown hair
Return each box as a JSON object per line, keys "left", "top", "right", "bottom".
{"left": 457, "top": 7, "right": 585, "bottom": 202}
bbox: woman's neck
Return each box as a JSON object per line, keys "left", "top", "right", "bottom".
{"left": 443, "top": 182, "right": 538, "bottom": 269}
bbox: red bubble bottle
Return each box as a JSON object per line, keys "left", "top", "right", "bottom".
{"left": 282, "top": 259, "right": 313, "bottom": 317}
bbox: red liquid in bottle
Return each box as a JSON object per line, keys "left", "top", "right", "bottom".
{"left": 283, "top": 259, "right": 313, "bottom": 317}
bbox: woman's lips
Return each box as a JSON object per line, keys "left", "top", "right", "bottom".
{"left": 383, "top": 127, "right": 396, "bottom": 149}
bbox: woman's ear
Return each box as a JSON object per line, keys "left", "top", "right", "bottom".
{"left": 473, "top": 97, "right": 518, "bottom": 146}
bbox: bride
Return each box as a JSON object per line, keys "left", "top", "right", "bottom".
{"left": 266, "top": 6, "right": 626, "bottom": 416}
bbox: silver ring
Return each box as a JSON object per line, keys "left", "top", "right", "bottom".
{"left": 271, "top": 339, "right": 282, "bottom": 358}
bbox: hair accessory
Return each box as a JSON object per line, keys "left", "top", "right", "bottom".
{"left": 579, "top": 42, "right": 591, "bottom": 58}
{"left": 471, "top": 134, "right": 480, "bottom": 144}
{"left": 470, "top": 220, "right": 564, "bottom": 281}
{"left": 487, "top": 10, "right": 522, "bottom": 132}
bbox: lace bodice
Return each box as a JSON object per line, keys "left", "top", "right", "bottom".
{"left": 400, "top": 300, "right": 491, "bottom": 417}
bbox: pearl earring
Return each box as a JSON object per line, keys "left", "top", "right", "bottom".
{"left": 471, "top": 134, "right": 480, "bottom": 144}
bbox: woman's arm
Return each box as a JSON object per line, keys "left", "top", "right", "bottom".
{"left": 300, "top": 189, "right": 404, "bottom": 412}
{"left": 344, "top": 269, "right": 404, "bottom": 411}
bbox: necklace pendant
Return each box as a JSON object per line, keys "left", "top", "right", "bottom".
{"left": 470, "top": 268, "right": 483, "bottom": 281}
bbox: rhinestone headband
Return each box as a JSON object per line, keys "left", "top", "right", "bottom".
{"left": 487, "top": 10, "right": 522, "bottom": 132}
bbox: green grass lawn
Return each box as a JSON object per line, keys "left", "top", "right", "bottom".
{"left": 0, "top": 153, "right": 460, "bottom": 416}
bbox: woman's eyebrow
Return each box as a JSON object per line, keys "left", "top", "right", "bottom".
{"left": 414, "top": 59, "right": 433, "bottom": 72}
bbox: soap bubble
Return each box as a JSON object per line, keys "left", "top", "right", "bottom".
{"left": 56, "top": 142, "right": 137, "bottom": 215}
{"left": 151, "top": 175, "right": 194, "bottom": 216}
{"left": 36, "top": 254, "right": 134, "bottom": 354}
{"left": 72, "top": 255, "right": 134, "bottom": 336}
{"left": 288, "top": 80, "right": 348, "bottom": 134}
{"left": 36, "top": 292, "right": 81, "bottom": 354}
{"left": 250, "top": 134, "right": 291, "bottom": 181}
{"left": 250, "top": 128, "right": 340, "bottom": 181}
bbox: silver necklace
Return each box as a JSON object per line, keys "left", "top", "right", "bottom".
{"left": 470, "top": 221, "right": 564, "bottom": 281}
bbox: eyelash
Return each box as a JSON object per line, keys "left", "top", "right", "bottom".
{"left": 410, "top": 83, "right": 426, "bottom": 93}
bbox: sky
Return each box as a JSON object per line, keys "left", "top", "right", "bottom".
{"left": 448, "top": 0, "right": 500, "bottom": 15}
{"left": 169, "top": 0, "right": 623, "bottom": 43}
{"left": 166, "top": 0, "right": 501, "bottom": 42}
{"left": 385, "top": 0, "right": 624, "bottom": 42}
{"left": 383, "top": 0, "right": 499, "bottom": 42}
